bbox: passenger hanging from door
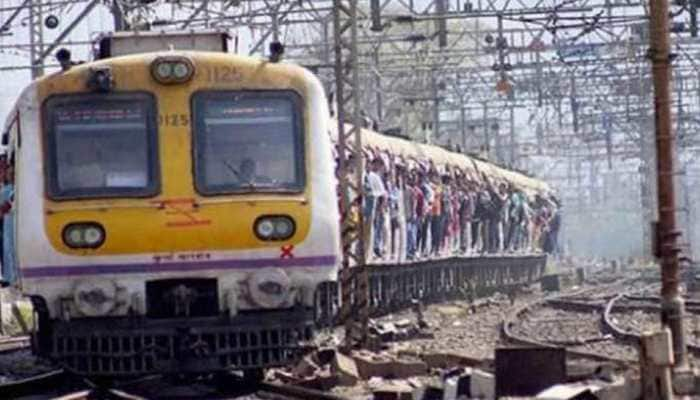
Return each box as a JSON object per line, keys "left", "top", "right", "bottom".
{"left": 0, "top": 154, "right": 15, "bottom": 287}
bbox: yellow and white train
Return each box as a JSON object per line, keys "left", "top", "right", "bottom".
{"left": 2, "top": 31, "right": 555, "bottom": 379}
{"left": 3, "top": 32, "right": 340, "bottom": 377}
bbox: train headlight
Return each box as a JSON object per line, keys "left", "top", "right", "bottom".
{"left": 172, "top": 62, "right": 191, "bottom": 79}
{"left": 254, "top": 216, "right": 295, "bottom": 241}
{"left": 274, "top": 218, "right": 294, "bottom": 238}
{"left": 248, "top": 268, "right": 291, "bottom": 308}
{"left": 154, "top": 62, "right": 173, "bottom": 80}
{"left": 73, "top": 280, "right": 118, "bottom": 316}
{"left": 66, "top": 229, "right": 83, "bottom": 247}
{"left": 62, "top": 223, "right": 106, "bottom": 249}
{"left": 255, "top": 219, "right": 275, "bottom": 240}
{"left": 83, "top": 226, "right": 104, "bottom": 246}
{"left": 151, "top": 56, "right": 194, "bottom": 84}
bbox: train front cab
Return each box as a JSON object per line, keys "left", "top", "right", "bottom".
{"left": 12, "top": 52, "right": 340, "bottom": 377}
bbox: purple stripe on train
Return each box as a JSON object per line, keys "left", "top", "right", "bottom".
{"left": 22, "top": 255, "right": 338, "bottom": 278}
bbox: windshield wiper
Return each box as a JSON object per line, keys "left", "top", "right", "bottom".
{"left": 223, "top": 160, "right": 257, "bottom": 191}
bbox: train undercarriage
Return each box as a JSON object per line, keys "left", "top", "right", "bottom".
{"left": 29, "top": 255, "right": 545, "bottom": 378}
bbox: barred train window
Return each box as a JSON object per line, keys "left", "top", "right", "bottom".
{"left": 44, "top": 93, "right": 159, "bottom": 199}
{"left": 192, "top": 90, "right": 305, "bottom": 194}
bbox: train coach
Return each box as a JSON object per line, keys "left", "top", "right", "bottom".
{"left": 330, "top": 123, "right": 556, "bottom": 262}
{"left": 333, "top": 123, "right": 553, "bottom": 205}
{"left": 1, "top": 32, "right": 340, "bottom": 378}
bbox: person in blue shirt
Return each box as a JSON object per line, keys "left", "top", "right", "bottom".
{"left": 0, "top": 157, "right": 15, "bottom": 287}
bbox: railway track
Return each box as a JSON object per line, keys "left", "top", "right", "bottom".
{"left": 0, "top": 336, "right": 29, "bottom": 354}
{"left": 1, "top": 369, "right": 350, "bottom": 400}
{"left": 502, "top": 275, "right": 700, "bottom": 370}
{"left": 501, "top": 276, "right": 652, "bottom": 366}
{"left": 604, "top": 293, "right": 700, "bottom": 357}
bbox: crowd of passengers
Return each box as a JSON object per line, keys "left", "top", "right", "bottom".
{"left": 336, "top": 150, "right": 561, "bottom": 263}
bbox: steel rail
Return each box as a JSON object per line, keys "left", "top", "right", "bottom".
{"left": 52, "top": 388, "right": 147, "bottom": 400}
{"left": 547, "top": 297, "right": 700, "bottom": 315}
{"left": 0, "top": 335, "right": 29, "bottom": 354}
{"left": 0, "top": 370, "right": 349, "bottom": 400}
{"left": 257, "top": 381, "right": 349, "bottom": 400}
{"left": 501, "top": 278, "right": 644, "bottom": 366}
{"left": 0, "top": 369, "right": 69, "bottom": 398}
{"left": 603, "top": 294, "right": 700, "bottom": 357}
{"left": 625, "top": 295, "right": 700, "bottom": 309}
{"left": 502, "top": 300, "right": 632, "bottom": 365}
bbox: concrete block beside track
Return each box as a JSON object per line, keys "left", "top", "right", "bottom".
{"left": 352, "top": 351, "right": 428, "bottom": 380}
{"left": 332, "top": 352, "right": 360, "bottom": 386}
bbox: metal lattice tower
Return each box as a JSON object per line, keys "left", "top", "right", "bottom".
{"left": 28, "top": 0, "right": 44, "bottom": 78}
{"left": 332, "top": 0, "right": 368, "bottom": 349}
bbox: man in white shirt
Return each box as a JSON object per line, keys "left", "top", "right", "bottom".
{"left": 366, "top": 159, "right": 386, "bottom": 198}
{"left": 364, "top": 158, "right": 386, "bottom": 259}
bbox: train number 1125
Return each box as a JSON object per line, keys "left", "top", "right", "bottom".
{"left": 159, "top": 114, "right": 189, "bottom": 127}
{"left": 204, "top": 66, "right": 243, "bottom": 84}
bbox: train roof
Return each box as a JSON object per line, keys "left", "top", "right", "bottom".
{"left": 330, "top": 121, "right": 554, "bottom": 198}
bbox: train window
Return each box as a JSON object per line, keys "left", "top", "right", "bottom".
{"left": 192, "top": 90, "right": 305, "bottom": 194}
{"left": 43, "top": 93, "right": 159, "bottom": 199}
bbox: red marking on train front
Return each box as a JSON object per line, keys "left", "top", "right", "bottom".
{"left": 152, "top": 198, "right": 211, "bottom": 228}
{"left": 166, "top": 220, "right": 211, "bottom": 227}
{"left": 280, "top": 245, "right": 294, "bottom": 259}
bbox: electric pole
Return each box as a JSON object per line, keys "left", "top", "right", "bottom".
{"left": 332, "top": 0, "right": 368, "bottom": 351}
{"left": 649, "top": 0, "right": 687, "bottom": 367}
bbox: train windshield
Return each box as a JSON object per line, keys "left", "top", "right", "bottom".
{"left": 44, "top": 93, "right": 159, "bottom": 199}
{"left": 192, "top": 90, "right": 305, "bottom": 194}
